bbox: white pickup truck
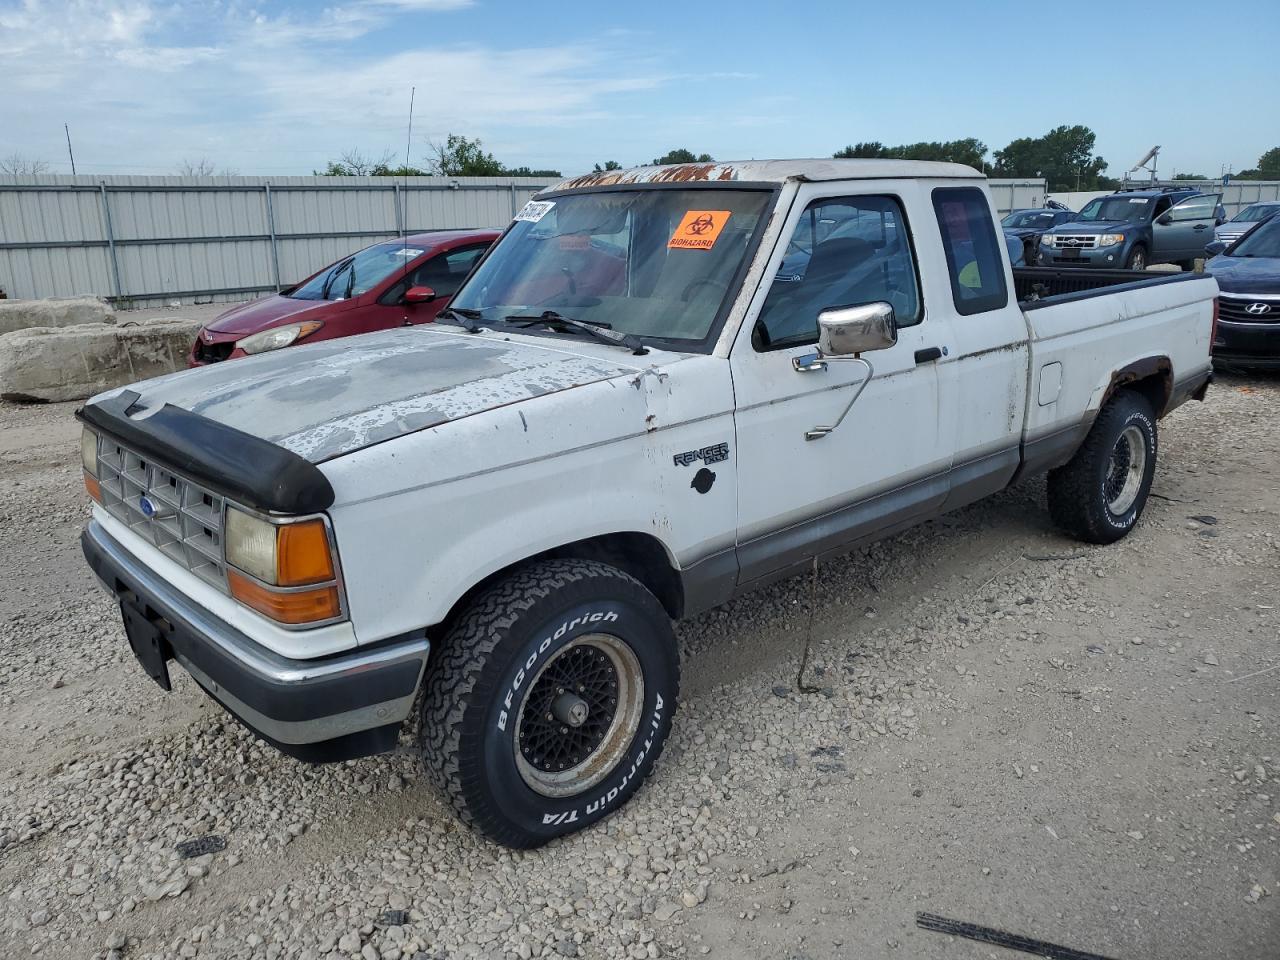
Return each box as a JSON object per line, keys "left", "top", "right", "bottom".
{"left": 78, "top": 160, "right": 1215, "bottom": 847}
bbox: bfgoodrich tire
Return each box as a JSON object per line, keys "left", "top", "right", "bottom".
{"left": 1047, "top": 391, "right": 1158, "bottom": 545}
{"left": 420, "top": 559, "right": 679, "bottom": 848}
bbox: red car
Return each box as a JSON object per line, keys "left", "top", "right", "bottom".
{"left": 189, "top": 229, "right": 499, "bottom": 365}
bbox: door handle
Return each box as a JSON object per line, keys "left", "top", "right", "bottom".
{"left": 914, "top": 346, "right": 942, "bottom": 364}
{"left": 1192, "top": 224, "right": 1209, "bottom": 230}
{"left": 792, "top": 353, "right": 828, "bottom": 373}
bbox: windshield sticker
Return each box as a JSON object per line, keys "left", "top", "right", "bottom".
{"left": 669, "top": 210, "right": 732, "bottom": 250}
{"left": 514, "top": 200, "right": 555, "bottom": 223}
{"left": 391, "top": 248, "right": 425, "bottom": 257}
{"left": 1129, "top": 198, "right": 1149, "bottom": 204}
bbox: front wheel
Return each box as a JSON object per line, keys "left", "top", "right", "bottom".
{"left": 1047, "top": 391, "right": 1158, "bottom": 544}
{"left": 1125, "top": 245, "right": 1148, "bottom": 271}
{"left": 420, "top": 559, "right": 679, "bottom": 848}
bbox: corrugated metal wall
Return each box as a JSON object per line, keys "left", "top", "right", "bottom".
{"left": 0, "top": 174, "right": 1048, "bottom": 305}
{"left": 0, "top": 175, "right": 551, "bottom": 305}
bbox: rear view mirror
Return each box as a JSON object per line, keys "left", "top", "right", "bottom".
{"left": 404, "top": 286, "right": 437, "bottom": 304}
{"left": 816, "top": 302, "right": 898, "bottom": 357}
{"left": 1204, "top": 240, "right": 1227, "bottom": 258}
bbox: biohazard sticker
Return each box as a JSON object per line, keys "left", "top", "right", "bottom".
{"left": 668, "top": 210, "right": 732, "bottom": 250}
{"left": 514, "top": 200, "right": 555, "bottom": 223}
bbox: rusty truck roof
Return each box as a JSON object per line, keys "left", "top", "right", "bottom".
{"left": 545, "top": 159, "right": 985, "bottom": 194}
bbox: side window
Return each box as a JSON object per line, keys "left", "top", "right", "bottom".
{"left": 754, "top": 195, "right": 922, "bottom": 351}
{"left": 382, "top": 244, "right": 488, "bottom": 303}
{"left": 1168, "top": 194, "right": 1220, "bottom": 223}
{"left": 931, "top": 187, "right": 1008, "bottom": 316}
{"left": 1152, "top": 196, "right": 1173, "bottom": 218}
{"left": 416, "top": 244, "right": 487, "bottom": 297}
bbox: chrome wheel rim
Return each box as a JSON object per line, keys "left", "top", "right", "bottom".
{"left": 1131, "top": 250, "right": 1146, "bottom": 270}
{"left": 514, "top": 634, "right": 644, "bottom": 798}
{"left": 1105, "top": 425, "right": 1146, "bottom": 515}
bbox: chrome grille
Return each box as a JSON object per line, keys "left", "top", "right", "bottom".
{"left": 95, "top": 436, "right": 228, "bottom": 591}
{"left": 1049, "top": 234, "right": 1098, "bottom": 249}
{"left": 1219, "top": 296, "right": 1280, "bottom": 325}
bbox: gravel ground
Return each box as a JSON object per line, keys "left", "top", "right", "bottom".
{"left": 0, "top": 370, "right": 1277, "bottom": 960}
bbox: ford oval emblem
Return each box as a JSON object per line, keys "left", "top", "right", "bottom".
{"left": 139, "top": 495, "right": 159, "bottom": 518}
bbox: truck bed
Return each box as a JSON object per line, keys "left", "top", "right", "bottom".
{"left": 1013, "top": 266, "right": 1203, "bottom": 307}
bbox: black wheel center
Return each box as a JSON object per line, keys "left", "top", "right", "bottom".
{"left": 518, "top": 645, "right": 619, "bottom": 774}
{"left": 1105, "top": 438, "right": 1131, "bottom": 501}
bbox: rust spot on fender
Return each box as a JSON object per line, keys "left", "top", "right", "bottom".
{"left": 1102, "top": 356, "right": 1173, "bottom": 416}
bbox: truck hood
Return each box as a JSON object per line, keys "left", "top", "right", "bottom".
{"left": 102, "top": 327, "right": 644, "bottom": 462}
{"left": 1205, "top": 255, "right": 1280, "bottom": 295}
{"left": 1046, "top": 221, "right": 1127, "bottom": 234}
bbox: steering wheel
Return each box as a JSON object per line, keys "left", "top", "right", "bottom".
{"left": 681, "top": 277, "right": 729, "bottom": 303}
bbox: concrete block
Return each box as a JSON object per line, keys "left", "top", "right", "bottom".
{"left": 0, "top": 319, "right": 198, "bottom": 402}
{"left": 0, "top": 297, "right": 115, "bottom": 336}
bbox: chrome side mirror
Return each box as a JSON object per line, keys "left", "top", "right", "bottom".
{"left": 816, "top": 301, "right": 898, "bottom": 357}
{"left": 791, "top": 302, "right": 898, "bottom": 441}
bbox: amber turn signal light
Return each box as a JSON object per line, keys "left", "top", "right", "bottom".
{"left": 227, "top": 570, "right": 341, "bottom": 625}
{"left": 277, "top": 519, "right": 336, "bottom": 586}
{"left": 84, "top": 471, "right": 102, "bottom": 503}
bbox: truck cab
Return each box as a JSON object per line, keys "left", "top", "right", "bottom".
{"left": 1039, "top": 186, "right": 1221, "bottom": 271}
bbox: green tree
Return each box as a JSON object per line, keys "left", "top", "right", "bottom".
{"left": 1235, "top": 146, "right": 1280, "bottom": 180}
{"left": 992, "top": 125, "right": 1107, "bottom": 192}
{"left": 503, "top": 166, "right": 563, "bottom": 178}
{"left": 652, "top": 148, "right": 713, "bottom": 165}
{"left": 314, "top": 148, "right": 399, "bottom": 176}
{"left": 593, "top": 160, "right": 623, "bottom": 172}
{"left": 833, "top": 139, "right": 987, "bottom": 169}
{"left": 427, "top": 135, "right": 504, "bottom": 176}
{"left": 1172, "top": 172, "right": 1208, "bottom": 180}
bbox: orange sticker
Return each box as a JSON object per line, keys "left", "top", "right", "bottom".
{"left": 668, "top": 210, "right": 732, "bottom": 250}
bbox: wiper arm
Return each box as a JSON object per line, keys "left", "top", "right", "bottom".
{"left": 504, "top": 311, "right": 649, "bottom": 356}
{"left": 436, "top": 306, "right": 485, "bottom": 332}
{"left": 321, "top": 257, "right": 354, "bottom": 301}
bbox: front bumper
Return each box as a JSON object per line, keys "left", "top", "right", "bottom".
{"left": 82, "top": 520, "right": 429, "bottom": 762}
{"left": 1037, "top": 242, "right": 1129, "bottom": 268}
{"left": 1213, "top": 320, "right": 1280, "bottom": 369}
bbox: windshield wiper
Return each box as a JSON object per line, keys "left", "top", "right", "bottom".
{"left": 436, "top": 306, "right": 485, "bottom": 332}
{"left": 321, "top": 257, "right": 354, "bottom": 301}
{"left": 504, "top": 311, "right": 649, "bottom": 356}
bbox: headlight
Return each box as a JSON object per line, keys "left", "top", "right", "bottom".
{"left": 1096, "top": 234, "right": 1125, "bottom": 247}
{"left": 81, "top": 427, "right": 102, "bottom": 502}
{"left": 236, "top": 320, "right": 323, "bottom": 355}
{"left": 224, "top": 506, "right": 342, "bottom": 624}
{"left": 81, "top": 427, "right": 99, "bottom": 476}
{"left": 1039, "top": 234, "right": 1055, "bottom": 248}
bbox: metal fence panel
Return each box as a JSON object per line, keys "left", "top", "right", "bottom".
{"left": 0, "top": 174, "right": 1048, "bottom": 305}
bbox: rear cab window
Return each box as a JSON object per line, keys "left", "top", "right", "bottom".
{"left": 931, "top": 187, "right": 1008, "bottom": 316}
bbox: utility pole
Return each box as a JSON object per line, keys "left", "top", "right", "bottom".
{"left": 64, "top": 123, "right": 76, "bottom": 175}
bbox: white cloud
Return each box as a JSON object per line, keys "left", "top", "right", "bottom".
{"left": 0, "top": 0, "right": 680, "bottom": 175}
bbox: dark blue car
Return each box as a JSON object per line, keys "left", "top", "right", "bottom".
{"left": 1039, "top": 187, "right": 1221, "bottom": 271}
{"left": 1205, "top": 215, "right": 1280, "bottom": 368}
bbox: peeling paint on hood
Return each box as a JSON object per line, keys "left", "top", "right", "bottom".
{"left": 105, "top": 327, "right": 642, "bottom": 463}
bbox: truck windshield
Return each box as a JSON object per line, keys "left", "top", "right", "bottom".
{"left": 448, "top": 188, "right": 772, "bottom": 345}
{"left": 1076, "top": 197, "right": 1152, "bottom": 223}
{"left": 288, "top": 242, "right": 426, "bottom": 301}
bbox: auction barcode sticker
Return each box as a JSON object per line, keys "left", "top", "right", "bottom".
{"left": 668, "top": 210, "right": 732, "bottom": 250}
{"left": 514, "top": 200, "right": 555, "bottom": 222}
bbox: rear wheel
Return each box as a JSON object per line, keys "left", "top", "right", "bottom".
{"left": 1125, "top": 245, "right": 1148, "bottom": 271}
{"left": 419, "top": 559, "right": 679, "bottom": 848}
{"left": 1047, "top": 391, "right": 1158, "bottom": 544}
